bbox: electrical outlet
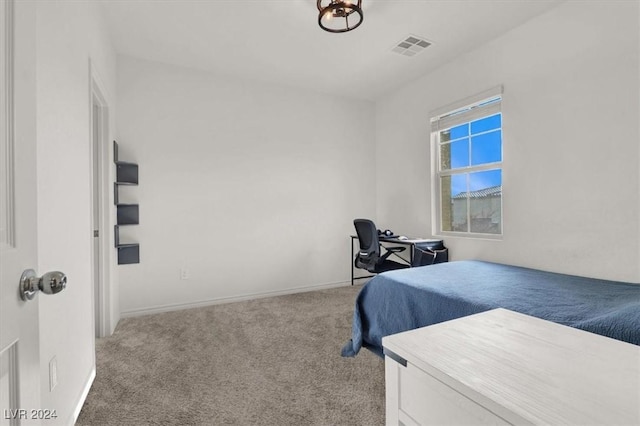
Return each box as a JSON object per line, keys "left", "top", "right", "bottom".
{"left": 180, "top": 267, "right": 189, "bottom": 280}
{"left": 49, "top": 357, "right": 57, "bottom": 391}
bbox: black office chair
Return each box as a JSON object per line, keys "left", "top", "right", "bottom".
{"left": 353, "top": 219, "right": 410, "bottom": 274}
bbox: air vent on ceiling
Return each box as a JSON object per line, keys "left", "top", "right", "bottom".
{"left": 391, "top": 35, "right": 432, "bottom": 57}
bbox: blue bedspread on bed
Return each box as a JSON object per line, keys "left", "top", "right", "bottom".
{"left": 341, "top": 261, "right": 640, "bottom": 357}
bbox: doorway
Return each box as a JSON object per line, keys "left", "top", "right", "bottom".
{"left": 90, "top": 72, "right": 111, "bottom": 338}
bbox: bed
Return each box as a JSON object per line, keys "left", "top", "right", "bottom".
{"left": 341, "top": 260, "right": 640, "bottom": 357}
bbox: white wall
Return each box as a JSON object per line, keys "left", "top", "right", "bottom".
{"left": 35, "top": 1, "right": 118, "bottom": 423}
{"left": 375, "top": 0, "right": 639, "bottom": 282}
{"left": 117, "top": 56, "right": 375, "bottom": 315}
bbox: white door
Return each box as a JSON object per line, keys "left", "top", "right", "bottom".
{"left": 0, "top": 1, "right": 45, "bottom": 423}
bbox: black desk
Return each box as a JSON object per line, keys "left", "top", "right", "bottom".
{"left": 350, "top": 236, "right": 444, "bottom": 285}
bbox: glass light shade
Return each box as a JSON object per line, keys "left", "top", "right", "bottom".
{"left": 317, "top": 0, "right": 363, "bottom": 33}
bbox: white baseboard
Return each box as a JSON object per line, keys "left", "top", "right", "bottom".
{"left": 120, "top": 280, "right": 354, "bottom": 318}
{"left": 70, "top": 366, "right": 96, "bottom": 425}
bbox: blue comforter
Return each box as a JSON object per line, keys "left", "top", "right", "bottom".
{"left": 342, "top": 260, "right": 640, "bottom": 357}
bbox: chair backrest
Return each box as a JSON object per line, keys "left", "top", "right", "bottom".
{"left": 353, "top": 219, "right": 380, "bottom": 271}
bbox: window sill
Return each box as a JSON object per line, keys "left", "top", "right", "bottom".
{"left": 435, "top": 231, "right": 503, "bottom": 241}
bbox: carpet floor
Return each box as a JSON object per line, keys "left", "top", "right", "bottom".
{"left": 77, "top": 285, "right": 384, "bottom": 425}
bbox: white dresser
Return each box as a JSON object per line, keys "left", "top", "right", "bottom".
{"left": 382, "top": 308, "right": 640, "bottom": 426}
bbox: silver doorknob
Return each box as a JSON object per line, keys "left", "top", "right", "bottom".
{"left": 20, "top": 269, "right": 67, "bottom": 301}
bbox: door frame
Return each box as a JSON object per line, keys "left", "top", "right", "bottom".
{"left": 89, "top": 62, "right": 113, "bottom": 338}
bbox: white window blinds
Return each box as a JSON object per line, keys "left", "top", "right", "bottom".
{"left": 430, "top": 85, "right": 503, "bottom": 132}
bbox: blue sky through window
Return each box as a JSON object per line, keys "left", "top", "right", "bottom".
{"left": 445, "top": 113, "right": 502, "bottom": 197}
{"left": 471, "top": 114, "right": 501, "bottom": 133}
{"left": 470, "top": 169, "right": 501, "bottom": 191}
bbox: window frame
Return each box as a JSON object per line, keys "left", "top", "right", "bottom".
{"left": 431, "top": 86, "right": 504, "bottom": 239}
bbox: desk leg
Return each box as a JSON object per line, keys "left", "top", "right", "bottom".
{"left": 410, "top": 243, "right": 414, "bottom": 267}
{"left": 351, "top": 237, "right": 354, "bottom": 286}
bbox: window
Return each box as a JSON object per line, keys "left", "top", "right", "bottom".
{"left": 431, "top": 87, "right": 503, "bottom": 237}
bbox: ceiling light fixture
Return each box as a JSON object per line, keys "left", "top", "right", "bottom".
{"left": 317, "top": 0, "right": 363, "bottom": 33}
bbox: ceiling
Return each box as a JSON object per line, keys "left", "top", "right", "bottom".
{"left": 99, "top": 0, "right": 563, "bottom": 101}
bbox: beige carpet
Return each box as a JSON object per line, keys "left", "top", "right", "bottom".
{"left": 77, "top": 285, "right": 385, "bottom": 425}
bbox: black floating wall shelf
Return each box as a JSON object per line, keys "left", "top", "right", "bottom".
{"left": 116, "top": 161, "right": 138, "bottom": 184}
{"left": 114, "top": 226, "right": 140, "bottom": 265}
{"left": 113, "top": 141, "right": 140, "bottom": 265}
{"left": 116, "top": 204, "right": 139, "bottom": 225}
